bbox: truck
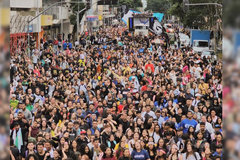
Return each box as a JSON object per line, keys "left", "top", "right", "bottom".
{"left": 190, "top": 30, "right": 210, "bottom": 54}
{"left": 134, "top": 24, "right": 149, "bottom": 36}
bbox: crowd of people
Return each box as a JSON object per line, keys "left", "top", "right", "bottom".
{"left": 10, "top": 24, "right": 223, "bottom": 160}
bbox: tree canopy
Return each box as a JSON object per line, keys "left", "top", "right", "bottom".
{"left": 168, "top": 0, "right": 222, "bottom": 29}
{"left": 69, "top": 0, "right": 86, "bottom": 40}
{"left": 118, "top": 0, "right": 142, "bottom": 9}
{"left": 144, "top": 0, "right": 170, "bottom": 16}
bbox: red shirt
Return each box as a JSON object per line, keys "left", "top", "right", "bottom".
{"left": 141, "top": 85, "right": 148, "bottom": 91}
{"left": 145, "top": 63, "right": 154, "bottom": 73}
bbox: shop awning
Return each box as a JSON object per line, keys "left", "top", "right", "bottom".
{"left": 52, "top": 19, "right": 61, "bottom": 24}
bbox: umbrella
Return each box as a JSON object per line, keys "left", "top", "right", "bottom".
{"left": 152, "top": 38, "right": 164, "bottom": 44}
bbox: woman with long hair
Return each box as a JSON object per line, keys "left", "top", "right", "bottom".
{"left": 148, "top": 123, "right": 155, "bottom": 137}
{"left": 119, "top": 148, "right": 133, "bottom": 160}
{"left": 71, "top": 140, "right": 80, "bottom": 156}
{"left": 101, "top": 147, "right": 116, "bottom": 160}
{"left": 115, "top": 140, "right": 127, "bottom": 159}
{"left": 95, "top": 129, "right": 102, "bottom": 143}
{"left": 156, "top": 138, "right": 167, "bottom": 152}
{"left": 128, "top": 132, "right": 140, "bottom": 154}
{"left": 56, "top": 137, "right": 66, "bottom": 150}
{"left": 131, "top": 141, "right": 150, "bottom": 160}
{"left": 168, "top": 144, "right": 182, "bottom": 160}
{"left": 114, "top": 135, "right": 129, "bottom": 151}
{"left": 146, "top": 142, "right": 157, "bottom": 160}
{"left": 126, "top": 128, "right": 133, "bottom": 142}
{"left": 182, "top": 143, "right": 201, "bottom": 160}
{"left": 63, "top": 142, "right": 75, "bottom": 159}
{"left": 187, "top": 126, "right": 195, "bottom": 142}
{"left": 39, "top": 119, "right": 51, "bottom": 134}
{"left": 48, "top": 149, "right": 68, "bottom": 160}
{"left": 153, "top": 124, "right": 161, "bottom": 144}
{"left": 80, "top": 144, "right": 92, "bottom": 160}
{"left": 141, "top": 129, "right": 149, "bottom": 142}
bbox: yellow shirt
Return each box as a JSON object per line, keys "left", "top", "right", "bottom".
{"left": 114, "top": 143, "right": 129, "bottom": 151}
{"left": 198, "top": 83, "right": 209, "bottom": 95}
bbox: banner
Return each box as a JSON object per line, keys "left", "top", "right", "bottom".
{"left": 149, "top": 17, "right": 163, "bottom": 36}
{"left": 41, "top": 15, "right": 52, "bottom": 26}
{"left": 122, "top": 10, "right": 141, "bottom": 25}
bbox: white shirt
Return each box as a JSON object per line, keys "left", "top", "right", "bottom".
{"left": 141, "top": 111, "right": 156, "bottom": 119}
{"left": 195, "top": 122, "right": 214, "bottom": 134}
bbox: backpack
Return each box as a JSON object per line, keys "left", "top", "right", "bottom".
{"left": 25, "top": 150, "right": 37, "bottom": 158}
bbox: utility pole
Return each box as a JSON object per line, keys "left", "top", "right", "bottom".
{"left": 77, "top": 0, "right": 80, "bottom": 43}
{"left": 37, "top": 0, "right": 40, "bottom": 50}
{"left": 61, "top": 0, "right": 63, "bottom": 52}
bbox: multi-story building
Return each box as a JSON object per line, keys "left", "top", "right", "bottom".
{"left": 10, "top": 0, "right": 42, "bottom": 52}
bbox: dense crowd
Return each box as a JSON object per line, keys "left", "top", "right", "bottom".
{"left": 10, "top": 25, "right": 223, "bottom": 160}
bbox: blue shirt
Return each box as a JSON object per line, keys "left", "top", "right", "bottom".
{"left": 68, "top": 42, "right": 72, "bottom": 49}
{"left": 63, "top": 42, "right": 68, "bottom": 50}
{"left": 139, "top": 48, "right": 144, "bottom": 53}
{"left": 212, "top": 151, "right": 222, "bottom": 160}
{"left": 180, "top": 118, "right": 198, "bottom": 133}
{"left": 103, "top": 45, "right": 107, "bottom": 49}
{"left": 131, "top": 149, "right": 150, "bottom": 160}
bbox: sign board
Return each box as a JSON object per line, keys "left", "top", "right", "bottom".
{"left": 25, "top": 25, "right": 33, "bottom": 32}
{"left": 41, "top": 15, "right": 53, "bottom": 26}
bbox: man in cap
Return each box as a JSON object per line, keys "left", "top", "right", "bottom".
{"left": 77, "top": 130, "right": 88, "bottom": 146}
{"left": 10, "top": 94, "right": 19, "bottom": 109}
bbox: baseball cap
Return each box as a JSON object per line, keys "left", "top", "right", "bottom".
{"left": 177, "top": 128, "right": 183, "bottom": 131}
{"left": 18, "top": 109, "right": 23, "bottom": 114}
{"left": 215, "top": 124, "right": 221, "bottom": 128}
{"left": 80, "top": 130, "right": 86, "bottom": 135}
{"left": 12, "top": 94, "right": 16, "bottom": 98}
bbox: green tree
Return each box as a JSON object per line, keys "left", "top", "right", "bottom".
{"left": 168, "top": 0, "right": 222, "bottom": 29}
{"left": 69, "top": 0, "right": 86, "bottom": 41}
{"left": 118, "top": 0, "right": 142, "bottom": 9}
{"left": 145, "top": 0, "right": 170, "bottom": 16}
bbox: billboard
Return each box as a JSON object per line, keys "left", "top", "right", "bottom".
{"left": 41, "top": 15, "right": 53, "bottom": 26}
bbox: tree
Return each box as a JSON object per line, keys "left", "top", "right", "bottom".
{"left": 118, "top": 0, "right": 142, "bottom": 9}
{"left": 168, "top": 0, "right": 222, "bottom": 29}
{"left": 69, "top": 0, "right": 86, "bottom": 42}
{"left": 145, "top": 0, "right": 170, "bottom": 16}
